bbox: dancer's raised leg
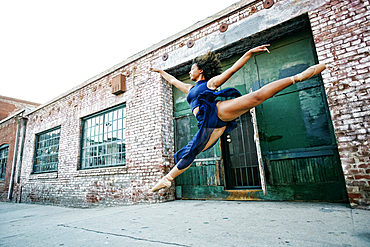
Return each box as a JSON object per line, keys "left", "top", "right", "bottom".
{"left": 217, "top": 64, "right": 326, "bottom": 122}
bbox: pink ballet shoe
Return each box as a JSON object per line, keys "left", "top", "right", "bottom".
{"left": 291, "top": 64, "right": 326, "bottom": 84}
{"left": 151, "top": 174, "right": 173, "bottom": 192}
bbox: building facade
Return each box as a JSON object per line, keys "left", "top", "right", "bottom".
{"left": 0, "top": 96, "right": 40, "bottom": 201}
{"left": 1, "top": 0, "right": 369, "bottom": 209}
{"left": 0, "top": 95, "right": 40, "bottom": 121}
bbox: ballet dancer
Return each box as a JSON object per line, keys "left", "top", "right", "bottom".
{"left": 150, "top": 44, "right": 326, "bottom": 192}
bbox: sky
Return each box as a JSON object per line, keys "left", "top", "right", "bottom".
{"left": 0, "top": 0, "right": 239, "bottom": 104}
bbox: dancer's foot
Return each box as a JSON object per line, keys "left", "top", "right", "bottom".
{"left": 291, "top": 64, "right": 326, "bottom": 84}
{"left": 151, "top": 174, "right": 173, "bottom": 192}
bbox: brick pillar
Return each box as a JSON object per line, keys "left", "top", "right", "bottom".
{"left": 310, "top": 0, "right": 370, "bottom": 209}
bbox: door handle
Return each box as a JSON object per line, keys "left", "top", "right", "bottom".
{"left": 226, "top": 135, "right": 231, "bottom": 143}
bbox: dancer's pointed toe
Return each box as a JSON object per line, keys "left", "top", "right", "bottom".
{"left": 151, "top": 174, "right": 173, "bottom": 192}
{"left": 293, "top": 64, "right": 326, "bottom": 83}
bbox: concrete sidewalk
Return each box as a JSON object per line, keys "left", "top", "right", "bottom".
{"left": 0, "top": 200, "right": 369, "bottom": 247}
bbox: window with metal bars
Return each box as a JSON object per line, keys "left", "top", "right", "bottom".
{"left": 33, "top": 127, "right": 60, "bottom": 173}
{"left": 80, "top": 104, "right": 126, "bottom": 169}
{"left": 0, "top": 144, "right": 9, "bottom": 179}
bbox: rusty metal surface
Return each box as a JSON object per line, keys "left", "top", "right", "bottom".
{"left": 225, "top": 189, "right": 263, "bottom": 200}
{"left": 219, "top": 23, "right": 228, "bottom": 32}
{"left": 263, "top": 0, "right": 274, "bottom": 9}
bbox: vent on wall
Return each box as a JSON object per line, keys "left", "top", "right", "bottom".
{"left": 111, "top": 74, "right": 126, "bottom": 95}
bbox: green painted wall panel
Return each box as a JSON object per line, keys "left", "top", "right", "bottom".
{"left": 269, "top": 156, "right": 343, "bottom": 185}
{"left": 175, "top": 165, "right": 217, "bottom": 186}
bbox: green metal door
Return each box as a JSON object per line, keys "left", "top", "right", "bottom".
{"left": 173, "top": 28, "right": 347, "bottom": 202}
{"left": 246, "top": 29, "right": 348, "bottom": 202}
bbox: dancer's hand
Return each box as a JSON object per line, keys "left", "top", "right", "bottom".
{"left": 249, "top": 44, "right": 270, "bottom": 54}
{"left": 150, "top": 66, "right": 193, "bottom": 93}
{"left": 150, "top": 67, "right": 161, "bottom": 73}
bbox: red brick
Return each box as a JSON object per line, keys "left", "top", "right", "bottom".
{"left": 355, "top": 175, "right": 370, "bottom": 180}
{"left": 348, "top": 193, "right": 363, "bottom": 199}
{"left": 358, "top": 164, "right": 370, "bottom": 169}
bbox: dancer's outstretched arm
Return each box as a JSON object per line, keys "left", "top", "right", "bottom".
{"left": 150, "top": 68, "right": 193, "bottom": 94}
{"left": 207, "top": 44, "right": 270, "bottom": 90}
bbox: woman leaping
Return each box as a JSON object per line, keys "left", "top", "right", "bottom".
{"left": 150, "top": 44, "right": 326, "bottom": 192}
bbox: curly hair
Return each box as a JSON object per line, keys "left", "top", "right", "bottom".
{"left": 192, "top": 51, "right": 222, "bottom": 81}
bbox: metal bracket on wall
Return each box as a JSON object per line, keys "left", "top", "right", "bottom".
{"left": 263, "top": 0, "right": 274, "bottom": 9}
{"left": 187, "top": 40, "right": 194, "bottom": 48}
{"left": 162, "top": 53, "right": 168, "bottom": 61}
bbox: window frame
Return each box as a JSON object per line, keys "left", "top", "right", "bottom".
{"left": 33, "top": 127, "right": 61, "bottom": 174}
{"left": 0, "top": 144, "right": 9, "bottom": 180}
{"left": 80, "top": 104, "right": 126, "bottom": 170}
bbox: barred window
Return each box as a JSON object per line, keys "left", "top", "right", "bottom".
{"left": 81, "top": 105, "right": 126, "bottom": 169}
{"left": 0, "top": 144, "right": 9, "bottom": 180}
{"left": 33, "top": 127, "right": 60, "bottom": 173}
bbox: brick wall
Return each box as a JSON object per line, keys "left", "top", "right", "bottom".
{"left": 14, "top": 0, "right": 370, "bottom": 208}
{"left": 0, "top": 118, "right": 17, "bottom": 201}
{"left": 19, "top": 63, "right": 176, "bottom": 207}
{"left": 0, "top": 96, "right": 40, "bottom": 121}
{"left": 310, "top": 0, "right": 370, "bottom": 209}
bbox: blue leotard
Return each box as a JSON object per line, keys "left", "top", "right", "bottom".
{"left": 187, "top": 80, "right": 214, "bottom": 111}
{"left": 174, "top": 80, "right": 241, "bottom": 170}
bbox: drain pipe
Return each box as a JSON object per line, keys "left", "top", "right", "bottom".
{"left": 8, "top": 115, "right": 22, "bottom": 200}
{"left": 16, "top": 117, "right": 27, "bottom": 184}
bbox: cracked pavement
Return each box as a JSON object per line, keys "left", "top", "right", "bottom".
{"left": 1, "top": 200, "right": 369, "bottom": 246}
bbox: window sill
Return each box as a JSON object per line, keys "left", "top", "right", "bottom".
{"left": 29, "top": 172, "right": 58, "bottom": 180}
{"left": 76, "top": 165, "right": 127, "bottom": 177}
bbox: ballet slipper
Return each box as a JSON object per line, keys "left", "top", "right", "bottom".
{"left": 291, "top": 64, "right": 326, "bottom": 84}
{"left": 151, "top": 174, "right": 173, "bottom": 192}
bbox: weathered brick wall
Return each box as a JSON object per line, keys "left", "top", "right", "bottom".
{"left": 19, "top": 61, "right": 175, "bottom": 207}
{"left": 0, "top": 96, "right": 40, "bottom": 121}
{"left": 0, "top": 118, "right": 17, "bottom": 201}
{"left": 310, "top": 0, "right": 370, "bottom": 209}
{"left": 0, "top": 96, "right": 40, "bottom": 200}
{"left": 15, "top": 0, "right": 369, "bottom": 208}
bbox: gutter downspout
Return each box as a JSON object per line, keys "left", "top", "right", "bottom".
{"left": 8, "top": 116, "right": 21, "bottom": 200}
{"left": 15, "top": 117, "right": 27, "bottom": 202}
